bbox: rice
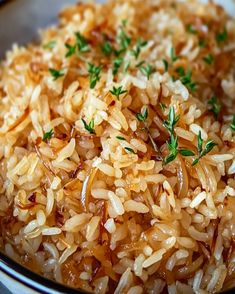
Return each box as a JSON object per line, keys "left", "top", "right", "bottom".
{"left": 0, "top": 0, "right": 235, "bottom": 293}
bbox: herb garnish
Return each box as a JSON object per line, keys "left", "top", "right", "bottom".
{"left": 43, "top": 40, "right": 56, "bottom": 49}
{"left": 208, "top": 96, "right": 221, "bottom": 118}
{"left": 116, "top": 24, "right": 131, "bottom": 55}
{"left": 186, "top": 24, "right": 197, "bottom": 34}
{"left": 203, "top": 54, "right": 214, "bottom": 65}
{"left": 101, "top": 41, "right": 113, "bottom": 56}
{"left": 82, "top": 118, "right": 95, "bottom": 134}
{"left": 175, "top": 67, "right": 196, "bottom": 91}
{"left": 76, "top": 32, "right": 90, "bottom": 53}
{"left": 113, "top": 58, "right": 123, "bottom": 75}
{"left": 110, "top": 86, "right": 127, "bottom": 100}
{"left": 139, "top": 64, "right": 153, "bottom": 80}
{"left": 160, "top": 102, "right": 167, "bottom": 111}
{"left": 216, "top": 28, "right": 228, "bottom": 45}
{"left": 163, "top": 59, "right": 169, "bottom": 72}
{"left": 43, "top": 129, "right": 54, "bottom": 142}
{"left": 192, "top": 131, "right": 217, "bottom": 166}
{"left": 87, "top": 63, "right": 101, "bottom": 89}
{"left": 49, "top": 68, "right": 65, "bottom": 80}
{"left": 163, "top": 106, "right": 180, "bottom": 135}
{"left": 116, "top": 136, "right": 126, "bottom": 141}
{"left": 199, "top": 39, "right": 206, "bottom": 48}
{"left": 65, "top": 43, "right": 76, "bottom": 58}
{"left": 136, "top": 107, "right": 148, "bottom": 122}
{"left": 131, "top": 39, "right": 148, "bottom": 59}
{"left": 163, "top": 107, "right": 193, "bottom": 164}
{"left": 124, "top": 147, "right": 135, "bottom": 154}
{"left": 170, "top": 47, "right": 179, "bottom": 62}
{"left": 230, "top": 115, "right": 235, "bottom": 131}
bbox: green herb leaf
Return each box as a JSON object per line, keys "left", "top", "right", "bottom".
{"left": 192, "top": 158, "right": 199, "bottom": 166}
{"left": 116, "top": 26, "right": 131, "bottom": 54}
{"left": 176, "top": 68, "right": 196, "bottom": 92}
{"left": 139, "top": 64, "right": 153, "bottom": 80}
{"left": 65, "top": 43, "right": 76, "bottom": 58}
{"left": 170, "top": 47, "right": 179, "bottom": 62}
{"left": 203, "top": 54, "right": 214, "bottom": 65}
{"left": 197, "top": 130, "right": 203, "bottom": 155}
{"left": 124, "top": 147, "right": 135, "bottom": 154}
{"left": 49, "top": 68, "right": 65, "bottom": 80}
{"left": 101, "top": 41, "right": 113, "bottom": 56}
{"left": 163, "top": 59, "right": 168, "bottom": 72}
{"left": 136, "top": 107, "right": 148, "bottom": 122}
{"left": 122, "top": 19, "right": 128, "bottom": 27}
{"left": 43, "top": 40, "right": 56, "bottom": 49}
{"left": 110, "top": 86, "right": 127, "bottom": 100}
{"left": 160, "top": 102, "right": 167, "bottom": 111}
{"left": 116, "top": 136, "right": 126, "bottom": 141}
{"left": 164, "top": 134, "right": 178, "bottom": 164}
{"left": 208, "top": 96, "right": 221, "bottom": 118}
{"left": 136, "top": 60, "right": 145, "bottom": 68}
{"left": 113, "top": 58, "right": 123, "bottom": 75}
{"left": 199, "top": 39, "right": 206, "bottom": 48}
{"left": 87, "top": 63, "right": 101, "bottom": 89}
{"left": 163, "top": 106, "right": 180, "bottom": 135}
{"left": 216, "top": 28, "right": 228, "bottom": 45}
{"left": 76, "top": 32, "right": 90, "bottom": 53}
{"left": 230, "top": 115, "right": 235, "bottom": 131}
{"left": 124, "top": 61, "right": 130, "bottom": 73}
{"left": 43, "top": 129, "right": 54, "bottom": 142}
{"left": 192, "top": 131, "right": 217, "bottom": 166}
{"left": 130, "top": 38, "right": 148, "bottom": 59}
{"left": 179, "top": 149, "right": 195, "bottom": 156}
{"left": 82, "top": 118, "right": 95, "bottom": 134}
{"left": 186, "top": 24, "right": 197, "bottom": 34}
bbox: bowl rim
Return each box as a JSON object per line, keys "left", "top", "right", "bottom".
{"left": 0, "top": 252, "right": 85, "bottom": 294}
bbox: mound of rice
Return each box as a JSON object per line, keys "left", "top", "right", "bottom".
{"left": 0, "top": 0, "right": 235, "bottom": 293}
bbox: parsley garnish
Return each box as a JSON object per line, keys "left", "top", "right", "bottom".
{"left": 203, "top": 54, "right": 214, "bottom": 65}
{"left": 65, "top": 43, "right": 76, "bottom": 58}
{"left": 139, "top": 64, "right": 153, "bottom": 80}
{"left": 49, "top": 68, "right": 65, "bottom": 80}
{"left": 124, "top": 147, "right": 135, "bottom": 154}
{"left": 163, "top": 59, "right": 168, "bottom": 72}
{"left": 170, "top": 47, "right": 179, "bottom": 62}
{"left": 76, "top": 32, "right": 90, "bottom": 53}
{"left": 43, "top": 129, "right": 54, "bottom": 142}
{"left": 136, "top": 107, "right": 148, "bottom": 122}
{"left": 186, "top": 24, "right": 197, "bottom": 34}
{"left": 175, "top": 67, "right": 196, "bottom": 91}
{"left": 208, "top": 96, "right": 221, "bottom": 118}
{"left": 43, "top": 40, "right": 56, "bottom": 49}
{"left": 110, "top": 86, "right": 127, "bottom": 100}
{"left": 163, "top": 106, "right": 180, "bottom": 135}
{"left": 192, "top": 131, "right": 217, "bottom": 166}
{"left": 199, "top": 39, "right": 206, "bottom": 48}
{"left": 101, "top": 41, "right": 113, "bottom": 56}
{"left": 130, "top": 39, "right": 147, "bottom": 59}
{"left": 82, "top": 118, "right": 95, "bottom": 134}
{"left": 216, "top": 28, "right": 228, "bottom": 45}
{"left": 87, "top": 63, "right": 101, "bottom": 89}
{"left": 116, "top": 136, "right": 126, "bottom": 141}
{"left": 230, "top": 115, "right": 235, "bottom": 132}
{"left": 113, "top": 58, "right": 123, "bottom": 75}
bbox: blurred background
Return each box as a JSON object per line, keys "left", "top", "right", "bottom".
{"left": 0, "top": 0, "right": 77, "bottom": 57}
{"left": 0, "top": 0, "right": 234, "bottom": 58}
